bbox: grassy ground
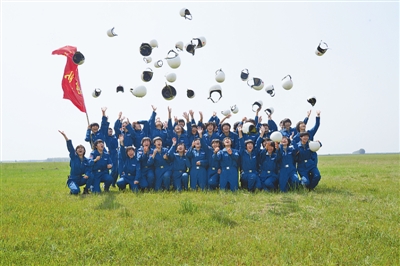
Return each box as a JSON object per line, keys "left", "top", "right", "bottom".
{"left": 0, "top": 154, "right": 399, "bottom": 265}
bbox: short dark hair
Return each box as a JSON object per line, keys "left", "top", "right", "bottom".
{"left": 141, "top": 137, "right": 151, "bottom": 145}
{"left": 90, "top": 123, "right": 99, "bottom": 128}
{"left": 221, "top": 122, "right": 231, "bottom": 130}
{"left": 211, "top": 139, "right": 220, "bottom": 144}
{"left": 75, "top": 145, "right": 86, "bottom": 156}
{"left": 93, "top": 139, "right": 104, "bottom": 148}
{"left": 153, "top": 136, "right": 162, "bottom": 144}
{"left": 300, "top": 132, "right": 310, "bottom": 138}
{"left": 178, "top": 119, "right": 185, "bottom": 126}
{"left": 125, "top": 146, "right": 135, "bottom": 155}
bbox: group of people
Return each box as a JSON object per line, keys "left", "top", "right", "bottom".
{"left": 60, "top": 105, "right": 322, "bottom": 195}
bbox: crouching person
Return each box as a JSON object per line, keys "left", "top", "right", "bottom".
{"left": 296, "top": 132, "right": 322, "bottom": 190}
{"left": 89, "top": 139, "right": 113, "bottom": 193}
{"left": 168, "top": 138, "right": 190, "bottom": 191}
{"left": 59, "top": 130, "right": 93, "bottom": 195}
{"left": 117, "top": 135, "right": 143, "bottom": 192}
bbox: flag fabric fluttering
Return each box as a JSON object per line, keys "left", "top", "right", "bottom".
{"left": 52, "top": 46, "right": 86, "bottom": 113}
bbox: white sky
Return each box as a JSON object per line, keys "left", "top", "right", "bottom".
{"left": 1, "top": 1, "right": 399, "bottom": 161}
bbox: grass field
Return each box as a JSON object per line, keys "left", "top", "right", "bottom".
{"left": 1, "top": 154, "right": 399, "bottom": 265}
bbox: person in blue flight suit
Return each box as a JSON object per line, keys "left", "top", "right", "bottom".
{"left": 59, "top": 130, "right": 93, "bottom": 195}
{"left": 117, "top": 135, "right": 144, "bottom": 192}
{"left": 148, "top": 105, "right": 168, "bottom": 147}
{"left": 292, "top": 110, "right": 321, "bottom": 144}
{"left": 186, "top": 132, "right": 209, "bottom": 191}
{"left": 237, "top": 125, "right": 264, "bottom": 192}
{"left": 218, "top": 114, "right": 239, "bottom": 150}
{"left": 147, "top": 137, "right": 172, "bottom": 191}
{"left": 213, "top": 136, "right": 240, "bottom": 192}
{"left": 167, "top": 138, "right": 191, "bottom": 191}
{"left": 136, "top": 137, "right": 155, "bottom": 190}
{"left": 280, "top": 110, "right": 311, "bottom": 139}
{"left": 114, "top": 112, "right": 135, "bottom": 147}
{"left": 85, "top": 107, "right": 109, "bottom": 149}
{"left": 89, "top": 139, "right": 113, "bottom": 193}
{"left": 202, "top": 121, "right": 219, "bottom": 148}
{"left": 295, "top": 132, "right": 322, "bottom": 190}
{"left": 129, "top": 118, "right": 150, "bottom": 151}
{"left": 258, "top": 138, "right": 279, "bottom": 192}
{"left": 275, "top": 136, "right": 301, "bottom": 192}
{"left": 197, "top": 127, "right": 220, "bottom": 190}
{"left": 167, "top": 107, "right": 190, "bottom": 149}
{"left": 255, "top": 113, "right": 278, "bottom": 145}
{"left": 208, "top": 112, "right": 221, "bottom": 130}
{"left": 105, "top": 127, "right": 119, "bottom": 187}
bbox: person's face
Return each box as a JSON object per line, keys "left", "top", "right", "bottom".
{"left": 284, "top": 122, "right": 291, "bottom": 129}
{"left": 156, "top": 121, "right": 163, "bottom": 129}
{"left": 175, "top": 125, "right": 182, "bottom": 133}
{"left": 122, "top": 122, "right": 127, "bottom": 131}
{"left": 127, "top": 149, "right": 135, "bottom": 158}
{"left": 207, "top": 124, "right": 214, "bottom": 132}
{"left": 134, "top": 123, "right": 142, "bottom": 130}
{"left": 76, "top": 146, "right": 85, "bottom": 156}
{"left": 212, "top": 141, "right": 220, "bottom": 149}
{"left": 91, "top": 125, "right": 99, "bottom": 133}
{"left": 262, "top": 124, "right": 269, "bottom": 131}
{"left": 191, "top": 127, "right": 198, "bottom": 134}
{"left": 246, "top": 142, "right": 254, "bottom": 152}
{"left": 267, "top": 142, "right": 274, "bottom": 153}
{"left": 299, "top": 123, "right": 306, "bottom": 131}
{"left": 177, "top": 144, "right": 185, "bottom": 152}
{"left": 178, "top": 121, "right": 185, "bottom": 127}
{"left": 194, "top": 140, "right": 201, "bottom": 149}
{"left": 222, "top": 125, "right": 230, "bottom": 133}
{"left": 96, "top": 142, "right": 104, "bottom": 150}
{"left": 223, "top": 138, "right": 231, "bottom": 147}
{"left": 281, "top": 137, "right": 288, "bottom": 145}
{"left": 301, "top": 135, "right": 309, "bottom": 143}
{"left": 142, "top": 140, "right": 150, "bottom": 147}
{"left": 108, "top": 128, "right": 113, "bottom": 136}
{"left": 155, "top": 140, "right": 162, "bottom": 148}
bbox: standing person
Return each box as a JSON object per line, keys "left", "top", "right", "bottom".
{"left": 105, "top": 127, "right": 119, "bottom": 187}
{"left": 258, "top": 139, "right": 279, "bottom": 192}
{"left": 129, "top": 119, "right": 150, "bottom": 152}
{"left": 186, "top": 131, "right": 209, "bottom": 191}
{"left": 117, "top": 135, "right": 143, "bottom": 192}
{"left": 147, "top": 137, "right": 172, "bottom": 191}
{"left": 85, "top": 107, "right": 109, "bottom": 149}
{"left": 114, "top": 112, "right": 135, "bottom": 147}
{"left": 89, "top": 139, "right": 113, "bottom": 193}
{"left": 198, "top": 127, "right": 221, "bottom": 190}
{"left": 218, "top": 114, "right": 239, "bottom": 150}
{"left": 275, "top": 136, "right": 301, "bottom": 192}
{"left": 292, "top": 110, "right": 321, "bottom": 144}
{"left": 237, "top": 125, "right": 263, "bottom": 192}
{"left": 203, "top": 121, "right": 219, "bottom": 148}
{"left": 59, "top": 130, "right": 93, "bottom": 195}
{"left": 167, "top": 107, "right": 190, "bottom": 148}
{"left": 213, "top": 137, "right": 240, "bottom": 192}
{"left": 296, "top": 132, "right": 322, "bottom": 190}
{"left": 148, "top": 105, "right": 168, "bottom": 146}
{"left": 136, "top": 137, "right": 155, "bottom": 190}
{"left": 167, "top": 138, "right": 191, "bottom": 191}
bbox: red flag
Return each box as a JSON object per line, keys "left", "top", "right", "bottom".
{"left": 52, "top": 46, "right": 86, "bottom": 113}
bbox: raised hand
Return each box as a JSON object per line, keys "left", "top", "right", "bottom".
{"left": 172, "top": 137, "right": 177, "bottom": 146}
{"left": 316, "top": 110, "right": 321, "bottom": 116}
{"left": 58, "top": 130, "right": 68, "bottom": 141}
{"left": 307, "top": 110, "right": 312, "bottom": 117}
{"left": 152, "top": 105, "right": 157, "bottom": 112}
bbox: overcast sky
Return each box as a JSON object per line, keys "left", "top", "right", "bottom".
{"left": 1, "top": 1, "right": 399, "bottom": 161}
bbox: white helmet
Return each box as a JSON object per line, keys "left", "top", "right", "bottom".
{"left": 309, "top": 141, "right": 321, "bottom": 152}
{"left": 215, "top": 69, "right": 225, "bottom": 83}
{"left": 264, "top": 107, "right": 274, "bottom": 116}
{"left": 252, "top": 100, "right": 263, "bottom": 112}
{"left": 231, "top": 105, "right": 239, "bottom": 114}
{"left": 130, "top": 86, "right": 147, "bottom": 98}
{"left": 282, "top": 75, "right": 293, "bottom": 90}
{"left": 270, "top": 131, "right": 283, "bottom": 143}
{"left": 154, "top": 60, "right": 163, "bottom": 68}
{"left": 165, "top": 72, "right": 177, "bottom": 83}
{"left": 175, "top": 41, "right": 184, "bottom": 51}
{"left": 265, "top": 84, "right": 275, "bottom": 97}
{"left": 242, "top": 122, "right": 255, "bottom": 134}
{"left": 107, "top": 27, "right": 117, "bottom": 37}
{"left": 247, "top": 77, "right": 264, "bottom": 91}
{"left": 149, "top": 39, "right": 158, "bottom": 48}
{"left": 315, "top": 41, "right": 329, "bottom": 56}
{"left": 221, "top": 109, "right": 231, "bottom": 116}
{"left": 307, "top": 96, "right": 317, "bottom": 106}
{"left": 179, "top": 8, "right": 192, "bottom": 20}
{"left": 165, "top": 50, "right": 181, "bottom": 69}
{"left": 193, "top": 36, "right": 206, "bottom": 48}
{"left": 143, "top": 56, "right": 152, "bottom": 63}
{"left": 208, "top": 84, "right": 222, "bottom": 103}
{"left": 92, "top": 88, "right": 101, "bottom": 98}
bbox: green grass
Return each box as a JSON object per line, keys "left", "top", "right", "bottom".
{"left": 1, "top": 154, "right": 399, "bottom": 265}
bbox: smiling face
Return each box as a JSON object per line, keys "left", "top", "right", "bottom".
{"left": 223, "top": 137, "right": 231, "bottom": 147}
{"left": 91, "top": 125, "right": 99, "bottom": 133}
{"left": 177, "top": 143, "right": 185, "bottom": 153}
{"left": 154, "top": 139, "right": 162, "bottom": 148}
{"left": 194, "top": 139, "right": 201, "bottom": 149}
{"left": 245, "top": 142, "right": 254, "bottom": 152}
{"left": 175, "top": 125, "right": 183, "bottom": 134}
{"left": 108, "top": 128, "right": 113, "bottom": 136}
{"left": 75, "top": 145, "right": 85, "bottom": 156}
{"left": 127, "top": 148, "right": 135, "bottom": 158}
{"left": 300, "top": 134, "right": 309, "bottom": 144}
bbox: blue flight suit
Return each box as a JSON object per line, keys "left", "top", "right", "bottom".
{"left": 219, "top": 131, "right": 239, "bottom": 150}
{"left": 65, "top": 140, "right": 93, "bottom": 194}
{"left": 239, "top": 137, "right": 263, "bottom": 191}
{"left": 295, "top": 141, "right": 321, "bottom": 190}
{"left": 167, "top": 145, "right": 191, "bottom": 191}
{"left": 203, "top": 130, "right": 220, "bottom": 148}
{"left": 208, "top": 115, "right": 220, "bottom": 128}
{"left": 258, "top": 149, "right": 279, "bottom": 191}
{"left": 117, "top": 146, "right": 143, "bottom": 192}
{"left": 201, "top": 137, "right": 220, "bottom": 190}
{"left": 147, "top": 148, "right": 172, "bottom": 191}
{"left": 276, "top": 144, "right": 301, "bottom": 192}
{"left": 213, "top": 147, "right": 240, "bottom": 191}
{"left": 85, "top": 116, "right": 109, "bottom": 148}
{"left": 187, "top": 119, "right": 200, "bottom": 145}
{"left": 136, "top": 146, "right": 155, "bottom": 189}
{"left": 128, "top": 120, "right": 150, "bottom": 151}
{"left": 255, "top": 119, "right": 278, "bottom": 140}
{"left": 149, "top": 111, "right": 169, "bottom": 147}
{"left": 105, "top": 134, "right": 119, "bottom": 186}
{"left": 89, "top": 149, "right": 113, "bottom": 193}
{"left": 114, "top": 120, "right": 135, "bottom": 147}
{"left": 292, "top": 116, "right": 321, "bottom": 144}
{"left": 186, "top": 144, "right": 208, "bottom": 190}
{"left": 167, "top": 119, "right": 190, "bottom": 149}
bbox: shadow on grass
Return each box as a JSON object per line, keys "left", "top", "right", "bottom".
{"left": 95, "top": 191, "right": 123, "bottom": 210}
{"left": 210, "top": 210, "right": 238, "bottom": 228}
